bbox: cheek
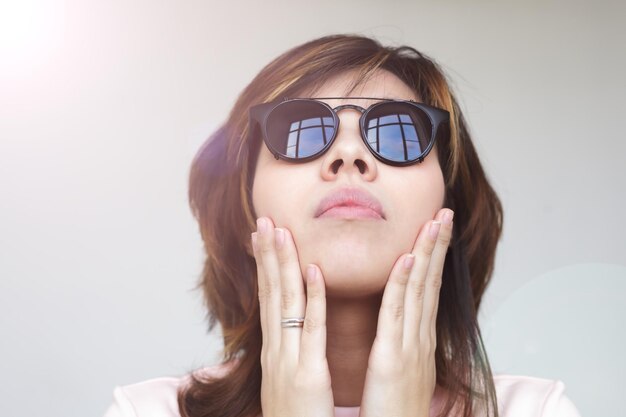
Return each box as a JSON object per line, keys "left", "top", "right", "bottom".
{"left": 391, "top": 164, "right": 446, "bottom": 247}
{"left": 251, "top": 151, "right": 311, "bottom": 226}
{"left": 251, "top": 175, "right": 271, "bottom": 218}
{"left": 252, "top": 147, "right": 281, "bottom": 219}
{"left": 252, "top": 173, "right": 286, "bottom": 223}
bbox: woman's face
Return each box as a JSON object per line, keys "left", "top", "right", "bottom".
{"left": 251, "top": 69, "right": 445, "bottom": 298}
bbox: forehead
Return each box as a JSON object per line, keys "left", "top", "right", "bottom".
{"left": 301, "top": 69, "right": 420, "bottom": 107}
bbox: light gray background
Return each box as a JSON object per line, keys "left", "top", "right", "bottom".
{"left": 1, "top": 1, "right": 624, "bottom": 416}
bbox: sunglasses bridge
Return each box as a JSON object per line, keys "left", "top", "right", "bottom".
{"left": 328, "top": 103, "right": 366, "bottom": 113}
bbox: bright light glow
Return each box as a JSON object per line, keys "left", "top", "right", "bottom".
{"left": 0, "top": 0, "right": 64, "bottom": 76}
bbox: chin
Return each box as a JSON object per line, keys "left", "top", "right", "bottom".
{"left": 300, "top": 246, "right": 395, "bottom": 298}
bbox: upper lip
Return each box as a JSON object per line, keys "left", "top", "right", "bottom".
{"left": 315, "top": 186, "right": 386, "bottom": 219}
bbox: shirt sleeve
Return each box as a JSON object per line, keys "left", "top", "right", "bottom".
{"left": 102, "top": 386, "right": 139, "bottom": 417}
{"left": 542, "top": 380, "right": 582, "bottom": 417}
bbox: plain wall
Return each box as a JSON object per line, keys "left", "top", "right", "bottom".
{"left": 1, "top": 1, "right": 624, "bottom": 416}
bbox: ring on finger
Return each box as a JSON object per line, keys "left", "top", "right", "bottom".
{"left": 281, "top": 317, "right": 305, "bottom": 328}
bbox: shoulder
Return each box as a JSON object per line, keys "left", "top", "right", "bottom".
{"left": 102, "top": 376, "right": 184, "bottom": 417}
{"left": 102, "top": 362, "right": 237, "bottom": 417}
{"left": 492, "top": 374, "right": 581, "bottom": 417}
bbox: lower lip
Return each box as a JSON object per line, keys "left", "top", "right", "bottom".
{"left": 318, "top": 206, "right": 384, "bottom": 220}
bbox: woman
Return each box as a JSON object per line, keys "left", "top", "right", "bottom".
{"left": 103, "top": 34, "right": 581, "bottom": 417}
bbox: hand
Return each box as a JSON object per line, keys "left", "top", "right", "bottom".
{"left": 251, "top": 217, "right": 335, "bottom": 417}
{"left": 359, "top": 208, "right": 454, "bottom": 417}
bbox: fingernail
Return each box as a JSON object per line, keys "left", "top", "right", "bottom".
{"left": 274, "top": 228, "right": 284, "bottom": 249}
{"left": 429, "top": 221, "right": 442, "bottom": 240}
{"left": 443, "top": 210, "right": 454, "bottom": 226}
{"left": 251, "top": 232, "right": 258, "bottom": 252}
{"left": 257, "top": 217, "right": 267, "bottom": 233}
{"left": 403, "top": 254, "right": 415, "bottom": 270}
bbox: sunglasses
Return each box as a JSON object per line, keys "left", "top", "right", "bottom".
{"left": 248, "top": 97, "right": 450, "bottom": 167}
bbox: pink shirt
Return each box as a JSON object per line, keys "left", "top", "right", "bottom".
{"left": 102, "top": 362, "right": 582, "bottom": 417}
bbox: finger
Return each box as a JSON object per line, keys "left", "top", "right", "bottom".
{"left": 402, "top": 219, "right": 440, "bottom": 347}
{"left": 251, "top": 231, "right": 268, "bottom": 358}
{"left": 255, "top": 217, "right": 282, "bottom": 355}
{"left": 275, "top": 227, "right": 306, "bottom": 361}
{"left": 420, "top": 209, "right": 454, "bottom": 345}
{"left": 374, "top": 252, "right": 417, "bottom": 351}
{"left": 299, "top": 264, "right": 327, "bottom": 367}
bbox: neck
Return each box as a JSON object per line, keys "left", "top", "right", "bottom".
{"left": 325, "top": 293, "right": 382, "bottom": 407}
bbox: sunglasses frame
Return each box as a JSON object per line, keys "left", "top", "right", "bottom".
{"left": 248, "top": 97, "right": 450, "bottom": 167}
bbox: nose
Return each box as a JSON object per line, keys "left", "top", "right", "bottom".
{"left": 319, "top": 107, "right": 378, "bottom": 181}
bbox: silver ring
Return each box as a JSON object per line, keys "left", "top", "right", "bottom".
{"left": 281, "top": 317, "right": 305, "bottom": 328}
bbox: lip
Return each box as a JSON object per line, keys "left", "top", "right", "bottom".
{"left": 315, "top": 186, "right": 385, "bottom": 220}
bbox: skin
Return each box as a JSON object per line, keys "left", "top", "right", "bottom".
{"left": 250, "top": 69, "right": 454, "bottom": 416}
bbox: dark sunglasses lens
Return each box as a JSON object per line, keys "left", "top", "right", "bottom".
{"left": 365, "top": 103, "right": 433, "bottom": 163}
{"left": 266, "top": 101, "right": 336, "bottom": 159}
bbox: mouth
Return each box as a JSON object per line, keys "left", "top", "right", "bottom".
{"left": 317, "top": 204, "right": 384, "bottom": 220}
{"left": 315, "top": 186, "right": 386, "bottom": 220}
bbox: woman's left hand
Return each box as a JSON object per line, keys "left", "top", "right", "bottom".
{"left": 359, "top": 208, "right": 454, "bottom": 417}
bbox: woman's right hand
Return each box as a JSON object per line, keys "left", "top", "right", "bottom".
{"left": 251, "top": 217, "right": 335, "bottom": 417}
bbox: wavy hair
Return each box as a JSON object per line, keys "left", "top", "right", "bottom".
{"left": 178, "top": 34, "right": 503, "bottom": 417}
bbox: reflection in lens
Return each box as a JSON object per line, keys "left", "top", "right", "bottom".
{"left": 366, "top": 104, "right": 432, "bottom": 162}
{"left": 267, "top": 101, "right": 335, "bottom": 159}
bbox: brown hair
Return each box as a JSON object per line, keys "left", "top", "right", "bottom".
{"left": 178, "top": 34, "right": 503, "bottom": 417}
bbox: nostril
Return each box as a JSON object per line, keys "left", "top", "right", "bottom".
{"left": 331, "top": 159, "right": 343, "bottom": 174}
{"left": 355, "top": 159, "right": 367, "bottom": 174}
{"left": 331, "top": 159, "right": 368, "bottom": 174}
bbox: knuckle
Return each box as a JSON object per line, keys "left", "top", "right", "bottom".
{"left": 257, "top": 232, "right": 275, "bottom": 253}
{"left": 410, "top": 281, "right": 426, "bottom": 301}
{"left": 404, "top": 352, "right": 419, "bottom": 368}
{"left": 259, "top": 240, "right": 274, "bottom": 254}
{"left": 292, "top": 374, "right": 309, "bottom": 391}
{"left": 369, "top": 356, "right": 403, "bottom": 379}
{"left": 276, "top": 250, "right": 289, "bottom": 265}
{"left": 294, "top": 366, "right": 330, "bottom": 390}
{"left": 438, "top": 232, "right": 452, "bottom": 247}
{"left": 307, "top": 285, "right": 320, "bottom": 299}
{"left": 429, "top": 275, "right": 442, "bottom": 292}
{"left": 281, "top": 289, "right": 296, "bottom": 310}
{"left": 276, "top": 241, "right": 289, "bottom": 261}
{"left": 303, "top": 316, "right": 323, "bottom": 334}
{"left": 261, "top": 279, "right": 278, "bottom": 298}
{"left": 394, "top": 269, "right": 410, "bottom": 285}
{"left": 267, "top": 276, "right": 280, "bottom": 292}
{"left": 419, "top": 242, "right": 435, "bottom": 256}
{"left": 387, "top": 360, "right": 405, "bottom": 376}
{"left": 387, "top": 302, "right": 404, "bottom": 320}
